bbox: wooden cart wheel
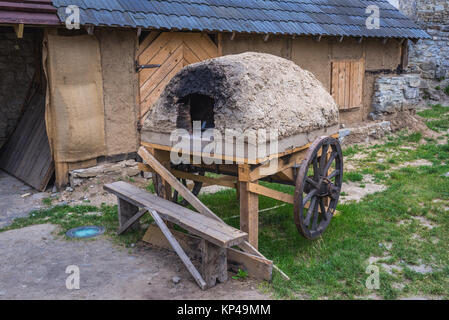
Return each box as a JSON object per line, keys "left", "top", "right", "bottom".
{"left": 294, "top": 136, "right": 343, "bottom": 240}
{"left": 153, "top": 171, "right": 204, "bottom": 206}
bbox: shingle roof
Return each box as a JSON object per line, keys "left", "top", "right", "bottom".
{"left": 52, "top": 0, "right": 429, "bottom": 39}
{"left": 0, "top": 0, "right": 60, "bottom": 25}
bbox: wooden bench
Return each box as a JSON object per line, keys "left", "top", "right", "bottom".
{"left": 104, "top": 181, "right": 248, "bottom": 289}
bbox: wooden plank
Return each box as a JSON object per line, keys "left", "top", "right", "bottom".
{"left": 142, "top": 224, "right": 273, "bottom": 281}
{"left": 138, "top": 31, "right": 161, "bottom": 57}
{"left": 337, "top": 61, "right": 345, "bottom": 108}
{"left": 117, "top": 208, "right": 147, "bottom": 235}
{"left": 104, "top": 181, "right": 247, "bottom": 247}
{"left": 147, "top": 208, "right": 207, "bottom": 290}
{"left": 344, "top": 61, "right": 351, "bottom": 108}
{"left": 183, "top": 43, "right": 202, "bottom": 65}
{"left": 331, "top": 61, "right": 338, "bottom": 101}
{"left": 247, "top": 182, "right": 294, "bottom": 204}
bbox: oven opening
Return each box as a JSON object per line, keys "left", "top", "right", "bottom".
{"left": 177, "top": 93, "right": 215, "bottom": 133}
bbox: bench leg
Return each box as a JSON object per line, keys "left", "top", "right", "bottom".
{"left": 201, "top": 240, "right": 228, "bottom": 288}
{"left": 117, "top": 197, "right": 140, "bottom": 232}
{"left": 147, "top": 208, "right": 207, "bottom": 290}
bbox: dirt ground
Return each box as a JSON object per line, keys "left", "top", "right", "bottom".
{"left": 0, "top": 224, "right": 269, "bottom": 300}
{"left": 0, "top": 170, "right": 47, "bottom": 228}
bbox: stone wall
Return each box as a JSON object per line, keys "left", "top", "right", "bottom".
{"left": 398, "top": 0, "right": 449, "bottom": 79}
{"left": 399, "top": 0, "right": 449, "bottom": 24}
{"left": 370, "top": 74, "right": 422, "bottom": 118}
{"left": 408, "top": 26, "right": 449, "bottom": 79}
{"left": 0, "top": 30, "right": 36, "bottom": 149}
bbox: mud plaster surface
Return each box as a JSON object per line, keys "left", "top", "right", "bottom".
{"left": 143, "top": 52, "right": 339, "bottom": 139}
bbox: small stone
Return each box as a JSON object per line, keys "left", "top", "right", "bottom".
{"left": 52, "top": 185, "right": 58, "bottom": 193}
{"left": 65, "top": 187, "right": 74, "bottom": 192}
{"left": 85, "top": 211, "right": 102, "bottom": 216}
{"left": 172, "top": 276, "right": 181, "bottom": 284}
{"left": 442, "top": 172, "right": 449, "bottom": 177}
{"left": 130, "top": 243, "right": 135, "bottom": 248}
{"left": 20, "top": 193, "right": 31, "bottom": 198}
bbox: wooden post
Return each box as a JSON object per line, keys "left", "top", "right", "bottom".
{"left": 151, "top": 148, "right": 172, "bottom": 201}
{"left": 118, "top": 198, "right": 140, "bottom": 232}
{"left": 55, "top": 162, "right": 69, "bottom": 190}
{"left": 238, "top": 164, "right": 259, "bottom": 249}
{"left": 200, "top": 239, "right": 227, "bottom": 288}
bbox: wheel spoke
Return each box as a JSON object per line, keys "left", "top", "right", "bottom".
{"left": 319, "top": 144, "right": 329, "bottom": 174}
{"left": 319, "top": 198, "right": 328, "bottom": 221}
{"left": 323, "top": 152, "right": 337, "bottom": 175}
{"left": 311, "top": 200, "right": 319, "bottom": 230}
{"left": 306, "top": 177, "right": 319, "bottom": 188}
{"left": 328, "top": 169, "right": 340, "bottom": 180}
{"left": 304, "top": 196, "right": 317, "bottom": 227}
{"left": 302, "top": 189, "right": 317, "bottom": 206}
{"left": 312, "top": 157, "right": 319, "bottom": 179}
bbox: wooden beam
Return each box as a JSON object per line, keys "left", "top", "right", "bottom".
{"left": 147, "top": 208, "right": 207, "bottom": 290}
{"left": 143, "top": 224, "right": 273, "bottom": 281}
{"left": 171, "top": 169, "right": 237, "bottom": 189}
{"left": 14, "top": 24, "right": 24, "bottom": 38}
{"left": 247, "top": 182, "right": 294, "bottom": 204}
{"left": 138, "top": 146, "right": 223, "bottom": 222}
{"left": 249, "top": 148, "right": 308, "bottom": 181}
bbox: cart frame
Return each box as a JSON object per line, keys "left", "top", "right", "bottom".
{"left": 139, "top": 133, "right": 343, "bottom": 249}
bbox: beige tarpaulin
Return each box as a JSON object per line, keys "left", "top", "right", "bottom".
{"left": 43, "top": 33, "right": 106, "bottom": 163}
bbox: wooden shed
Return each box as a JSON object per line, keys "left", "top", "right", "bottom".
{"left": 0, "top": 0, "right": 428, "bottom": 190}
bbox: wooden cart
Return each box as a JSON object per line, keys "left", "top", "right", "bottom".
{"left": 139, "top": 133, "right": 343, "bottom": 250}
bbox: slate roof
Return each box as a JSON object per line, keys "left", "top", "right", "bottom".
{"left": 0, "top": 0, "right": 60, "bottom": 25}
{"left": 52, "top": 0, "right": 429, "bottom": 39}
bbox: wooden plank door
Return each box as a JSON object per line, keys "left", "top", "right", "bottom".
{"left": 0, "top": 91, "right": 54, "bottom": 191}
{"left": 331, "top": 59, "right": 365, "bottom": 110}
{"left": 138, "top": 32, "right": 219, "bottom": 122}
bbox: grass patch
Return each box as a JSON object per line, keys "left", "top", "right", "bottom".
{"left": 418, "top": 104, "right": 449, "bottom": 132}
{"left": 344, "top": 172, "right": 364, "bottom": 182}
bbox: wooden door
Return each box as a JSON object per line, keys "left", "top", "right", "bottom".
{"left": 331, "top": 59, "right": 365, "bottom": 110}
{"left": 138, "top": 32, "right": 219, "bottom": 122}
